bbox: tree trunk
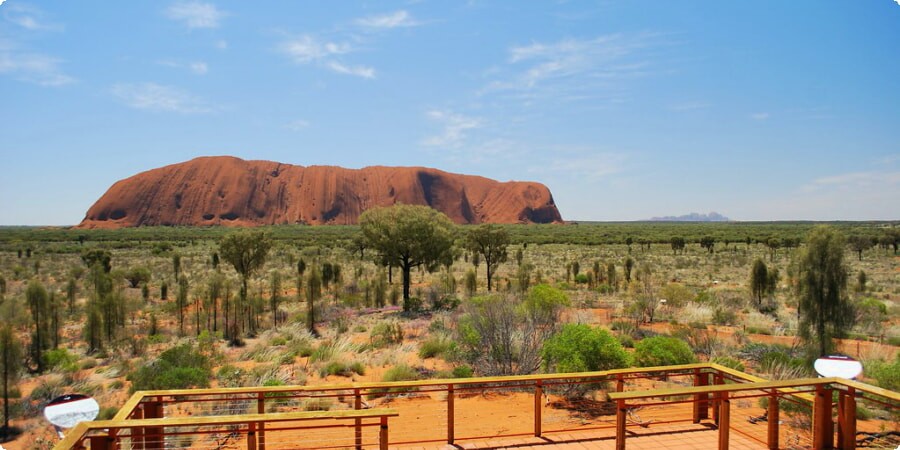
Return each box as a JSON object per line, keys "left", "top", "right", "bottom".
{"left": 402, "top": 263, "right": 411, "bottom": 310}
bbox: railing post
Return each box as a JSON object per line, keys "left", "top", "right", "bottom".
{"left": 144, "top": 397, "right": 164, "bottom": 450}
{"left": 767, "top": 389, "right": 779, "bottom": 450}
{"left": 693, "top": 369, "right": 709, "bottom": 422}
{"left": 354, "top": 388, "right": 363, "bottom": 450}
{"left": 257, "top": 392, "right": 266, "bottom": 450}
{"left": 615, "top": 398, "right": 626, "bottom": 450}
{"left": 718, "top": 390, "right": 730, "bottom": 450}
{"left": 616, "top": 373, "right": 624, "bottom": 393}
{"left": 131, "top": 403, "right": 145, "bottom": 450}
{"left": 534, "top": 380, "right": 543, "bottom": 437}
{"left": 247, "top": 422, "right": 257, "bottom": 450}
{"left": 840, "top": 387, "right": 856, "bottom": 450}
{"left": 712, "top": 372, "right": 723, "bottom": 425}
{"left": 379, "top": 416, "right": 389, "bottom": 450}
{"left": 813, "top": 384, "right": 834, "bottom": 450}
{"left": 447, "top": 384, "right": 455, "bottom": 445}
{"left": 89, "top": 433, "right": 111, "bottom": 450}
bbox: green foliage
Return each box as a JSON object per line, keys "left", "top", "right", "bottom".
{"left": 633, "top": 336, "right": 697, "bottom": 367}
{"left": 42, "top": 348, "right": 79, "bottom": 373}
{"left": 359, "top": 204, "right": 455, "bottom": 309}
{"left": 451, "top": 365, "right": 474, "bottom": 378}
{"left": 797, "top": 226, "right": 853, "bottom": 356}
{"left": 127, "top": 344, "right": 212, "bottom": 392}
{"left": 319, "top": 360, "right": 365, "bottom": 377}
{"left": 370, "top": 321, "right": 403, "bottom": 348}
{"left": 1, "top": 323, "right": 23, "bottom": 433}
{"left": 418, "top": 334, "right": 455, "bottom": 359}
{"left": 465, "top": 224, "right": 509, "bottom": 292}
{"left": 124, "top": 267, "right": 151, "bottom": 289}
{"left": 542, "top": 324, "right": 630, "bottom": 373}
{"left": 865, "top": 355, "right": 900, "bottom": 391}
{"left": 381, "top": 364, "right": 418, "bottom": 382}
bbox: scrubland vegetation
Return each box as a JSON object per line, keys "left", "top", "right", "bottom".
{"left": 0, "top": 213, "right": 898, "bottom": 446}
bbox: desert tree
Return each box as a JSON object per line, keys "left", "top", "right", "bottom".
{"left": 624, "top": 257, "right": 634, "bottom": 283}
{"left": 219, "top": 230, "right": 272, "bottom": 337}
{"left": 670, "top": 237, "right": 685, "bottom": 255}
{"left": 465, "top": 224, "right": 510, "bottom": 292}
{"left": 305, "top": 265, "right": 322, "bottom": 335}
{"left": 0, "top": 323, "right": 23, "bottom": 440}
{"left": 796, "top": 226, "right": 854, "bottom": 357}
{"left": 124, "top": 267, "right": 151, "bottom": 289}
{"left": 766, "top": 237, "right": 781, "bottom": 261}
{"left": 25, "top": 280, "right": 50, "bottom": 372}
{"left": 176, "top": 274, "right": 189, "bottom": 336}
{"left": 270, "top": 271, "right": 282, "bottom": 328}
{"left": 699, "top": 236, "right": 715, "bottom": 254}
{"left": 606, "top": 262, "right": 618, "bottom": 292}
{"left": 66, "top": 277, "right": 77, "bottom": 313}
{"left": 750, "top": 258, "right": 769, "bottom": 308}
{"left": 848, "top": 235, "right": 874, "bottom": 261}
{"left": 359, "top": 204, "right": 455, "bottom": 310}
{"left": 172, "top": 254, "right": 182, "bottom": 278}
{"left": 625, "top": 237, "right": 633, "bottom": 252}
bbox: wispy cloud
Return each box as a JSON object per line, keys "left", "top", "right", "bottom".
{"left": 421, "top": 110, "right": 482, "bottom": 148}
{"left": 286, "top": 119, "right": 310, "bottom": 131}
{"left": 540, "top": 151, "right": 627, "bottom": 180}
{"left": 355, "top": 10, "right": 420, "bottom": 29}
{"left": 750, "top": 112, "right": 769, "bottom": 120}
{"left": 279, "top": 35, "right": 375, "bottom": 79}
{"left": 0, "top": 46, "right": 74, "bottom": 86}
{"left": 166, "top": 1, "right": 226, "bottom": 29}
{"left": 2, "top": 3, "right": 63, "bottom": 31}
{"left": 483, "top": 33, "right": 659, "bottom": 99}
{"left": 801, "top": 171, "right": 900, "bottom": 193}
{"left": 158, "top": 60, "right": 209, "bottom": 75}
{"left": 111, "top": 83, "right": 214, "bottom": 113}
{"left": 669, "top": 101, "right": 710, "bottom": 112}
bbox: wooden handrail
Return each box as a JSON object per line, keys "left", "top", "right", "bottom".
{"left": 608, "top": 377, "right": 835, "bottom": 401}
{"left": 53, "top": 408, "right": 398, "bottom": 450}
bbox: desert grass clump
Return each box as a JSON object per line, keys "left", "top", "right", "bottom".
{"left": 418, "top": 334, "right": 455, "bottom": 359}
{"left": 370, "top": 320, "right": 403, "bottom": 348}
{"left": 318, "top": 360, "right": 365, "bottom": 378}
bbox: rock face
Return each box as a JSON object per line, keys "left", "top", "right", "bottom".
{"left": 79, "top": 156, "right": 562, "bottom": 228}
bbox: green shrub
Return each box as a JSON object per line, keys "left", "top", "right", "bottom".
{"left": 370, "top": 321, "right": 403, "bottom": 348}
{"left": 451, "top": 365, "right": 474, "bottom": 378}
{"left": 382, "top": 364, "right": 418, "bottom": 382}
{"left": 216, "top": 365, "right": 247, "bottom": 388}
{"left": 865, "top": 355, "right": 900, "bottom": 391}
{"left": 43, "top": 348, "right": 79, "bottom": 373}
{"left": 127, "top": 344, "right": 212, "bottom": 392}
{"left": 319, "top": 360, "right": 365, "bottom": 377}
{"left": 633, "top": 336, "right": 697, "bottom": 367}
{"left": 712, "top": 308, "right": 737, "bottom": 326}
{"left": 542, "top": 324, "right": 630, "bottom": 373}
{"left": 418, "top": 334, "right": 454, "bottom": 359}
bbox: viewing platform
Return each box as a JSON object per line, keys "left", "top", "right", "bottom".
{"left": 53, "top": 363, "right": 899, "bottom": 450}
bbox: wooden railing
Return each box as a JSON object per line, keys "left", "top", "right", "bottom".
{"left": 53, "top": 363, "right": 898, "bottom": 450}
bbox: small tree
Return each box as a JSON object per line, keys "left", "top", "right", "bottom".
{"left": 699, "top": 236, "right": 715, "bottom": 254}
{"left": 124, "top": 267, "right": 151, "bottom": 289}
{"left": 305, "top": 266, "right": 322, "bottom": 335}
{"left": 220, "top": 230, "right": 272, "bottom": 337}
{"left": 624, "top": 257, "right": 634, "bottom": 283}
{"left": 465, "top": 224, "right": 509, "bottom": 292}
{"left": 750, "top": 258, "right": 768, "bottom": 308}
{"left": 359, "top": 205, "right": 455, "bottom": 310}
{"left": 796, "top": 226, "right": 853, "bottom": 357}
{"left": 25, "top": 280, "right": 50, "bottom": 372}
{"left": 848, "top": 235, "right": 873, "bottom": 261}
{"left": 670, "top": 237, "right": 685, "bottom": 255}
{"left": 1, "top": 323, "right": 23, "bottom": 440}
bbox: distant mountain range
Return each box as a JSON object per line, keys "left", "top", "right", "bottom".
{"left": 649, "top": 212, "right": 731, "bottom": 222}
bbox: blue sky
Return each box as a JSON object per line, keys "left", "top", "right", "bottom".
{"left": 1, "top": 1, "right": 899, "bottom": 225}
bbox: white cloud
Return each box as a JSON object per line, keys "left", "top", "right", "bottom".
{"left": 286, "top": 119, "right": 310, "bottom": 131}
{"left": 111, "top": 83, "right": 213, "bottom": 113}
{"left": 801, "top": 171, "right": 900, "bottom": 193}
{"left": 279, "top": 35, "right": 374, "bottom": 79}
{"left": 215, "top": 40, "right": 228, "bottom": 50}
{"left": 421, "top": 110, "right": 482, "bottom": 148}
{"left": 0, "top": 49, "right": 74, "bottom": 86}
{"left": 482, "top": 34, "right": 659, "bottom": 103}
{"left": 2, "top": 4, "right": 63, "bottom": 31}
{"left": 158, "top": 60, "right": 208, "bottom": 75}
{"left": 669, "top": 101, "right": 710, "bottom": 112}
{"left": 190, "top": 61, "right": 208, "bottom": 74}
{"left": 750, "top": 112, "right": 769, "bottom": 120}
{"left": 326, "top": 61, "right": 375, "bottom": 79}
{"left": 356, "top": 10, "right": 419, "bottom": 29}
{"left": 166, "top": 1, "right": 225, "bottom": 29}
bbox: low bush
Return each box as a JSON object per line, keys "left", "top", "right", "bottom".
{"left": 127, "top": 344, "right": 212, "bottom": 392}
{"left": 542, "top": 324, "right": 630, "bottom": 373}
{"left": 633, "top": 336, "right": 696, "bottom": 367}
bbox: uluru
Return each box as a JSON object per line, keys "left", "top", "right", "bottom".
{"left": 78, "top": 156, "right": 563, "bottom": 228}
